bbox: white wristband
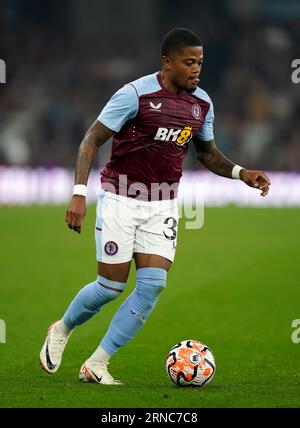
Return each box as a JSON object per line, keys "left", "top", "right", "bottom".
{"left": 232, "top": 165, "right": 243, "bottom": 180}
{"left": 73, "top": 184, "right": 87, "bottom": 197}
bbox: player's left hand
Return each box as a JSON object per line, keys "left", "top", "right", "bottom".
{"left": 240, "top": 169, "right": 271, "bottom": 197}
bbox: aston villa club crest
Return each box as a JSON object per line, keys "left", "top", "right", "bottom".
{"left": 192, "top": 104, "right": 201, "bottom": 119}
{"left": 104, "top": 241, "right": 118, "bottom": 255}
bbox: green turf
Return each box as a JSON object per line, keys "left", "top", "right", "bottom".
{"left": 0, "top": 205, "right": 300, "bottom": 408}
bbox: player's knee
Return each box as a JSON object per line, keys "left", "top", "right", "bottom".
{"left": 135, "top": 267, "right": 167, "bottom": 315}
{"left": 82, "top": 276, "right": 125, "bottom": 311}
{"left": 137, "top": 283, "right": 165, "bottom": 306}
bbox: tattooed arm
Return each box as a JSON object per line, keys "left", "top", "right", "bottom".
{"left": 193, "top": 137, "right": 271, "bottom": 197}
{"left": 193, "top": 138, "right": 235, "bottom": 178}
{"left": 65, "top": 120, "right": 113, "bottom": 233}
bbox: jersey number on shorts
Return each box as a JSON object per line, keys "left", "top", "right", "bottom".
{"left": 163, "top": 217, "right": 177, "bottom": 241}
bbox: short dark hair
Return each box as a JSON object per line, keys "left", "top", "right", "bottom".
{"left": 160, "top": 28, "right": 203, "bottom": 57}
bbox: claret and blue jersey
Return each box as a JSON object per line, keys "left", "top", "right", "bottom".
{"left": 98, "top": 71, "right": 214, "bottom": 198}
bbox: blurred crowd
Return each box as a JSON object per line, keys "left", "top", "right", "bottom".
{"left": 0, "top": 0, "right": 300, "bottom": 172}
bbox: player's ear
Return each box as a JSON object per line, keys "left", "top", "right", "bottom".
{"left": 162, "top": 55, "right": 172, "bottom": 70}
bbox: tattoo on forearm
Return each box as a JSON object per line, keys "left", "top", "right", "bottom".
{"left": 198, "top": 147, "right": 235, "bottom": 178}
{"left": 75, "top": 138, "right": 98, "bottom": 185}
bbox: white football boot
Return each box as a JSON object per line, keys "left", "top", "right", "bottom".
{"left": 79, "top": 360, "right": 123, "bottom": 385}
{"left": 40, "top": 321, "right": 71, "bottom": 374}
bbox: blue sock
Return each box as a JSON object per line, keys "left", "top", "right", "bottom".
{"left": 63, "top": 275, "right": 126, "bottom": 329}
{"left": 100, "top": 267, "right": 167, "bottom": 356}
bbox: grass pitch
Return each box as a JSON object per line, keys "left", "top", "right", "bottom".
{"left": 0, "top": 205, "right": 300, "bottom": 408}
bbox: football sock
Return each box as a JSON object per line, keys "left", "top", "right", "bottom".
{"left": 99, "top": 267, "right": 167, "bottom": 356}
{"left": 89, "top": 346, "right": 110, "bottom": 363}
{"left": 63, "top": 275, "right": 126, "bottom": 330}
{"left": 54, "top": 319, "right": 72, "bottom": 336}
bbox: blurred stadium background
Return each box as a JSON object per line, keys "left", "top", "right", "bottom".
{"left": 1, "top": 0, "right": 300, "bottom": 205}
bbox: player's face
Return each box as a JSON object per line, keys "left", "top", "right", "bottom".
{"left": 163, "top": 46, "right": 204, "bottom": 93}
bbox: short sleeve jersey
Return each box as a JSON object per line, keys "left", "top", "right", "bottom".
{"left": 98, "top": 71, "right": 214, "bottom": 199}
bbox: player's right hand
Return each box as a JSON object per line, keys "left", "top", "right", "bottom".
{"left": 65, "top": 195, "right": 86, "bottom": 233}
{"left": 240, "top": 169, "right": 271, "bottom": 197}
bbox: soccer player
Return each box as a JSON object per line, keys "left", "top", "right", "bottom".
{"left": 40, "top": 28, "right": 271, "bottom": 385}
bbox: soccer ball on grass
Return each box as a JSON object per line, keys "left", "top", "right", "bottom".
{"left": 166, "top": 339, "right": 216, "bottom": 387}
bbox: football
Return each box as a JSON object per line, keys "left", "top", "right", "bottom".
{"left": 166, "top": 339, "right": 216, "bottom": 387}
